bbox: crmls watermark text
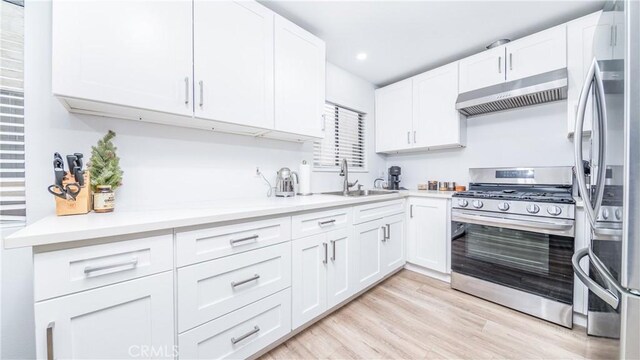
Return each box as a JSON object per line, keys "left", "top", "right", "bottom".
{"left": 128, "top": 345, "right": 178, "bottom": 358}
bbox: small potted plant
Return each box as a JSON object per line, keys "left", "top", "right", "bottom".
{"left": 89, "top": 130, "right": 123, "bottom": 213}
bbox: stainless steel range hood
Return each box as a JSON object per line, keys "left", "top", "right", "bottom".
{"left": 455, "top": 68, "right": 568, "bottom": 117}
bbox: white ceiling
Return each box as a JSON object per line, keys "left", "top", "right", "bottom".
{"left": 259, "top": 0, "right": 606, "bottom": 87}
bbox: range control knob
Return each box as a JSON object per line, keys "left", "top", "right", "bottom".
{"left": 601, "top": 208, "right": 610, "bottom": 220}
{"left": 547, "top": 206, "right": 562, "bottom": 216}
{"left": 472, "top": 200, "right": 484, "bottom": 209}
{"left": 526, "top": 204, "right": 540, "bottom": 214}
{"left": 497, "top": 202, "right": 510, "bottom": 211}
{"left": 615, "top": 208, "right": 622, "bottom": 220}
{"left": 457, "top": 199, "right": 469, "bottom": 208}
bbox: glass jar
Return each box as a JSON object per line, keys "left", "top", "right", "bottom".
{"left": 93, "top": 185, "right": 115, "bottom": 213}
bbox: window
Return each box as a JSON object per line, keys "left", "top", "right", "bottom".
{"left": 1, "top": 0, "right": 25, "bottom": 228}
{"left": 313, "top": 102, "right": 366, "bottom": 171}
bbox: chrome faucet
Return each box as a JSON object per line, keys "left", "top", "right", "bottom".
{"left": 340, "top": 158, "right": 358, "bottom": 195}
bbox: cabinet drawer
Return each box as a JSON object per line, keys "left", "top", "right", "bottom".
{"left": 178, "top": 242, "right": 291, "bottom": 332}
{"left": 34, "top": 233, "right": 173, "bottom": 301}
{"left": 291, "top": 207, "right": 351, "bottom": 239}
{"left": 179, "top": 288, "right": 291, "bottom": 360}
{"left": 353, "top": 199, "right": 405, "bottom": 224}
{"left": 176, "top": 217, "right": 291, "bottom": 267}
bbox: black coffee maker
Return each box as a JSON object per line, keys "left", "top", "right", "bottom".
{"left": 388, "top": 166, "right": 402, "bottom": 190}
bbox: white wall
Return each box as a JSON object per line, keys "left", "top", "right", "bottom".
{"left": 0, "top": 2, "right": 382, "bottom": 358}
{"left": 384, "top": 101, "right": 577, "bottom": 188}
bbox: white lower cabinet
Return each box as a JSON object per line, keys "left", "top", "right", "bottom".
{"left": 291, "top": 228, "right": 353, "bottom": 329}
{"left": 407, "top": 197, "right": 450, "bottom": 273}
{"left": 179, "top": 288, "right": 291, "bottom": 360}
{"left": 35, "top": 272, "right": 175, "bottom": 360}
{"left": 381, "top": 213, "right": 406, "bottom": 274}
{"left": 352, "top": 219, "right": 384, "bottom": 291}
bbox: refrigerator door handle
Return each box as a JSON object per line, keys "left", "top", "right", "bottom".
{"left": 592, "top": 59, "right": 608, "bottom": 223}
{"left": 574, "top": 59, "right": 608, "bottom": 226}
{"left": 572, "top": 247, "right": 620, "bottom": 309}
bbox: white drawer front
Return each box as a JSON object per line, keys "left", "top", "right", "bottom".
{"left": 176, "top": 217, "right": 291, "bottom": 267}
{"left": 178, "top": 242, "right": 291, "bottom": 332}
{"left": 353, "top": 199, "right": 405, "bottom": 224}
{"left": 179, "top": 288, "right": 291, "bottom": 360}
{"left": 34, "top": 234, "right": 173, "bottom": 301}
{"left": 291, "top": 207, "right": 351, "bottom": 239}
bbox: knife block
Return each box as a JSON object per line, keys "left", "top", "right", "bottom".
{"left": 55, "top": 172, "right": 92, "bottom": 216}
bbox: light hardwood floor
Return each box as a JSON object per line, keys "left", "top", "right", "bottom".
{"left": 261, "top": 270, "right": 618, "bottom": 359}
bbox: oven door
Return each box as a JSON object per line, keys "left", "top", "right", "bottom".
{"left": 451, "top": 210, "right": 575, "bottom": 305}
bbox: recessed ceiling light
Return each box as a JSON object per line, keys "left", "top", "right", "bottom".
{"left": 356, "top": 53, "right": 367, "bottom": 61}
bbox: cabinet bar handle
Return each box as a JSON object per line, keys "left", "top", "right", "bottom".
{"left": 321, "top": 114, "right": 326, "bottom": 131}
{"left": 46, "top": 322, "right": 54, "bottom": 360}
{"left": 231, "top": 274, "right": 260, "bottom": 288}
{"left": 614, "top": 25, "right": 618, "bottom": 46}
{"left": 410, "top": 204, "right": 414, "bottom": 218}
{"left": 509, "top": 53, "right": 513, "bottom": 71}
{"left": 323, "top": 242, "right": 328, "bottom": 264}
{"left": 318, "top": 219, "right": 336, "bottom": 227}
{"left": 230, "top": 234, "right": 259, "bottom": 246}
{"left": 84, "top": 258, "right": 138, "bottom": 275}
{"left": 184, "top": 77, "right": 190, "bottom": 105}
{"left": 198, "top": 80, "right": 204, "bottom": 107}
{"left": 610, "top": 25, "right": 614, "bottom": 46}
{"left": 498, "top": 56, "right": 502, "bottom": 73}
{"left": 381, "top": 226, "right": 387, "bottom": 242}
{"left": 231, "top": 326, "right": 260, "bottom": 345}
{"left": 407, "top": 131, "right": 410, "bottom": 144}
{"left": 330, "top": 240, "right": 336, "bottom": 261}
{"left": 413, "top": 131, "right": 416, "bottom": 144}
{"left": 386, "top": 224, "right": 391, "bottom": 240}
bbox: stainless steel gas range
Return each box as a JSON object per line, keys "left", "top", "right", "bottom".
{"left": 450, "top": 166, "right": 576, "bottom": 328}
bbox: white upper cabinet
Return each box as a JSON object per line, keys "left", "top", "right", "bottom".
{"left": 505, "top": 25, "right": 567, "bottom": 82}
{"left": 567, "top": 11, "right": 616, "bottom": 137}
{"left": 52, "top": 0, "right": 193, "bottom": 117}
{"left": 274, "top": 15, "right": 326, "bottom": 139}
{"left": 459, "top": 25, "right": 566, "bottom": 92}
{"left": 193, "top": 1, "right": 274, "bottom": 130}
{"left": 458, "top": 46, "right": 506, "bottom": 93}
{"left": 375, "top": 79, "right": 414, "bottom": 153}
{"left": 412, "top": 62, "right": 466, "bottom": 149}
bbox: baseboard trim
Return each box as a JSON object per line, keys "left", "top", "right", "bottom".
{"left": 404, "top": 262, "right": 451, "bottom": 283}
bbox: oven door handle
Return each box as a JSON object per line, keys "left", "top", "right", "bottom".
{"left": 451, "top": 212, "right": 573, "bottom": 233}
{"left": 572, "top": 247, "right": 620, "bottom": 309}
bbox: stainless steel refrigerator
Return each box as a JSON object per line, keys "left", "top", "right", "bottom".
{"left": 572, "top": 0, "right": 640, "bottom": 359}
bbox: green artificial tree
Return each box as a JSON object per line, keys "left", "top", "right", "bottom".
{"left": 89, "top": 130, "right": 123, "bottom": 191}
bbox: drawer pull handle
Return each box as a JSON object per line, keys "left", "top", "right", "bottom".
{"left": 231, "top": 274, "right": 260, "bottom": 288}
{"left": 230, "top": 234, "right": 259, "bottom": 246}
{"left": 84, "top": 258, "right": 138, "bottom": 275}
{"left": 318, "top": 219, "right": 336, "bottom": 227}
{"left": 46, "top": 322, "right": 54, "bottom": 360}
{"left": 231, "top": 325, "right": 260, "bottom": 345}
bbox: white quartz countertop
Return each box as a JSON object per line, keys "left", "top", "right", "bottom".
{"left": 5, "top": 190, "right": 454, "bottom": 249}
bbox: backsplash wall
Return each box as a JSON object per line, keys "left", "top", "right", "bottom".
{"left": 385, "top": 101, "right": 578, "bottom": 188}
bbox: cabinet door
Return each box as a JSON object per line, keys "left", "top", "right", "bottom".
{"left": 408, "top": 198, "right": 449, "bottom": 273}
{"left": 412, "top": 62, "right": 465, "bottom": 149}
{"left": 458, "top": 46, "right": 506, "bottom": 93}
{"left": 381, "top": 213, "right": 405, "bottom": 274}
{"left": 567, "top": 11, "right": 612, "bottom": 136}
{"left": 35, "top": 272, "right": 174, "bottom": 359}
{"left": 194, "top": 1, "right": 274, "bottom": 129}
{"left": 52, "top": 0, "right": 193, "bottom": 117}
{"left": 274, "top": 15, "right": 326, "bottom": 138}
{"left": 612, "top": 10, "right": 625, "bottom": 60}
{"left": 375, "top": 79, "right": 413, "bottom": 153}
{"left": 505, "top": 25, "right": 567, "bottom": 82}
{"left": 327, "top": 228, "right": 352, "bottom": 308}
{"left": 291, "top": 234, "right": 327, "bottom": 329}
{"left": 352, "top": 220, "right": 384, "bottom": 291}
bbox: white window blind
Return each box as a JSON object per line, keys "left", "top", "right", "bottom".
{"left": 1, "top": 0, "right": 25, "bottom": 228}
{"left": 313, "top": 103, "right": 366, "bottom": 171}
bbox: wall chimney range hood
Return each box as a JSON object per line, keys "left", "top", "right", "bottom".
{"left": 455, "top": 68, "right": 568, "bottom": 117}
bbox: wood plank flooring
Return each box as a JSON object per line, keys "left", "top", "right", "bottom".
{"left": 261, "top": 270, "right": 618, "bottom": 359}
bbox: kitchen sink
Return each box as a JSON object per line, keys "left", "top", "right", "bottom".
{"left": 321, "top": 190, "right": 398, "bottom": 197}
